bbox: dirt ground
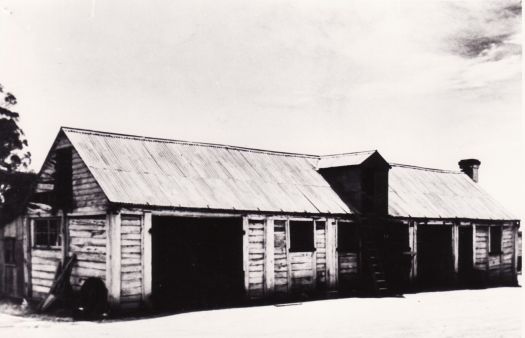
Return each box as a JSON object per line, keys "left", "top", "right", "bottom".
{"left": 0, "top": 284, "right": 522, "bottom": 338}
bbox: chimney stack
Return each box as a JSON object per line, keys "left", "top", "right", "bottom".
{"left": 458, "top": 159, "right": 481, "bottom": 183}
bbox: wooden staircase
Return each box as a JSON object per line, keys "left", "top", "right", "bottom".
{"left": 363, "top": 237, "right": 390, "bottom": 297}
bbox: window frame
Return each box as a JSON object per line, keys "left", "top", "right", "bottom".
{"left": 32, "top": 218, "right": 62, "bottom": 249}
{"left": 489, "top": 225, "right": 503, "bottom": 255}
{"left": 288, "top": 220, "right": 316, "bottom": 253}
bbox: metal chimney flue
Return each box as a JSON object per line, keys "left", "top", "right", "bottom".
{"left": 458, "top": 159, "right": 481, "bottom": 183}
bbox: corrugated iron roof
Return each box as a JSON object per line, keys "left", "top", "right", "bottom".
{"left": 316, "top": 150, "right": 377, "bottom": 169}
{"left": 62, "top": 127, "right": 353, "bottom": 215}
{"left": 389, "top": 164, "right": 517, "bottom": 220}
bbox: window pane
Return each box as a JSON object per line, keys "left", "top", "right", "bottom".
{"left": 289, "top": 221, "right": 314, "bottom": 252}
{"left": 34, "top": 219, "right": 61, "bottom": 247}
{"left": 34, "top": 221, "right": 49, "bottom": 246}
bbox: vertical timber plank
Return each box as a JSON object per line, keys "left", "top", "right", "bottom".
{"left": 285, "top": 218, "right": 292, "bottom": 291}
{"left": 106, "top": 211, "right": 121, "bottom": 307}
{"left": 409, "top": 221, "right": 418, "bottom": 282}
{"left": 242, "top": 216, "right": 249, "bottom": 296}
{"left": 264, "top": 218, "right": 275, "bottom": 295}
{"left": 142, "top": 212, "right": 152, "bottom": 307}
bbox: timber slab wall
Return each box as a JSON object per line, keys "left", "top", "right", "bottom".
{"left": 244, "top": 216, "right": 341, "bottom": 300}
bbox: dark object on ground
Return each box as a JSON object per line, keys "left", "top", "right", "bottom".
{"left": 74, "top": 277, "right": 109, "bottom": 320}
{"left": 39, "top": 254, "right": 77, "bottom": 312}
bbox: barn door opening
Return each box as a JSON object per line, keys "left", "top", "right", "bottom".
{"left": 417, "top": 225, "right": 454, "bottom": 289}
{"left": 151, "top": 216, "right": 244, "bottom": 311}
{"left": 458, "top": 226, "right": 473, "bottom": 285}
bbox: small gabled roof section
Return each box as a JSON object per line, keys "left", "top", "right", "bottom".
{"left": 317, "top": 150, "right": 390, "bottom": 170}
{"left": 60, "top": 127, "right": 353, "bottom": 215}
{"left": 388, "top": 163, "right": 517, "bottom": 220}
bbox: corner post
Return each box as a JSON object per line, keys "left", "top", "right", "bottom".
{"left": 106, "top": 211, "right": 122, "bottom": 308}
{"left": 142, "top": 212, "right": 152, "bottom": 307}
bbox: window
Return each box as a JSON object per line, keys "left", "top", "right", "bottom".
{"left": 33, "top": 219, "right": 61, "bottom": 248}
{"left": 4, "top": 237, "right": 16, "bottom": 264}
{"left": 489, "top": 226, "right": 502, "bottom": 254}
{"left": 289, "top": 221, "right": 315, "bottom": 252}
{"left": 338, "top": 222, "right": 359, "bottom": 252}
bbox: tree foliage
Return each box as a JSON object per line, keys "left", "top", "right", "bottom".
{"left": 0, "top": 83, "right": 30, "bottom": 172}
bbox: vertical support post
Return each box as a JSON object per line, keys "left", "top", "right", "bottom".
{"left": 285, "top": 218, "right": 292, "bottom": 291}
{"left": 23, "top": 218, "right": 32, "bottom": 299}
{"left": 106, "top": 211, "right": 121, "bottom": 308}
{"left": 452, "top": 223, "right": 459, "bottom": 277}
{"left": 513, "top": 223, "right": 519, "bottom": 283}
{"left": 311, "top": 219, "right": 318, "bottom": 290}
{"left": 242, "top": 216, "right": 249, "bottom": 296}
{"left": 409, "top": 221, "right": 418, "bottom": 282}
{"left": 61, "top": 212, "right": 69, "bottom": 262}
{"left": 142, "top": 212, "right": 152, "bottom": 307}
{"left": 264, "top": 218, "right": 275, "bottom": 295}
{"left": 325, "top": 218, "right": 337, "bottom": 289}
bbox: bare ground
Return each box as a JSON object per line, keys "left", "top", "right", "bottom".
{"left": 0, "top": 285, "right": 522, "bottom": 338}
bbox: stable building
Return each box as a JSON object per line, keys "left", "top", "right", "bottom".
{"left": 9, "top": 127, "right": 520, "bottom": 311}
{"left": 318, "top": 152, "right": 520, "bottom": 291}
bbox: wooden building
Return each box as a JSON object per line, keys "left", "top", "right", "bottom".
{"left": 12, "top": 127, "right": 520, "bottom": 311}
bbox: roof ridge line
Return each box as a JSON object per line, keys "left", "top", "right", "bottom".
{"left": 61, "top": 126, "right": 320, "bottom": 159}
{"left": 390, "top": 163, "right": 461, "bottom": 174}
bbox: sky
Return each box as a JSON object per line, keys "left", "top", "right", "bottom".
{"left": 0, "top": 0, "right": 522, "bottom": 217}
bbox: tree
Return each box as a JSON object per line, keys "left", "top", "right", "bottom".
{"left": 0, "top": 83, "right": 31, "bottom": 206}
{"left": 0, "top": 83, "right": 30, "bottom": 172}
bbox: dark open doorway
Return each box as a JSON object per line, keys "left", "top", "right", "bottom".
{"left": 417, "top": 225, "right": 454, "bottom": 289}
{"left": 458, "top": 226, "right": 473, "bottom": 285}
{"left": 151, "top": 216, "right": 244, "bottom": 311}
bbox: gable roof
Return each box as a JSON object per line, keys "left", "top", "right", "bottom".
{"left": 388, "top": 164, "right": 516, "bottom": 220}
{"left": 61, "top": 127, "right": 352, "bottom": 215}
